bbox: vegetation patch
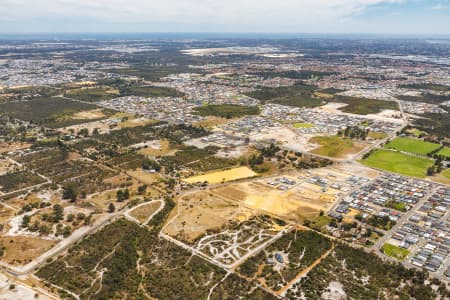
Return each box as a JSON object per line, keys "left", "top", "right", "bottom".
{"left": 413, "top": 111, "right": 450, "bottom": 139}
{"left": 238, "top": 230, "right": 333, "bottom": 292}
{"left": 333, "top": 96, "right": 399, "bottom": 115}
{"left": 245, "top": 84, "right": 325, "bottom": 108}
{"left": 0, "top": 171, "right": 46, "bottom": 193}
{"left": 108, "top": 65, "right": 192, "bottom": 81}
{"left": 194, "top": 104, "right": 260, "bottom": 118}
{"left": 160, "top": 146, "right": 235, "bottom": 172}
{"left": 65, "top": 86, "right": 119, "bottom": 102}
{"left": 251, "top": 70, "right": 335, "bottom": 80}
{"left": 121, "top": 85, "right": 184, "bottom": 98}
{"left": 399, "top": 83, "right": 450, "bottom": 92}
{"left": 0, "top": 97, "right": 114, "bottom": 128}
{"left": 286, "top": 243, "right": 448, "bottom": 300}
{"left": 398, "top": 93, "right": 450, "bottom": 105}
{"left": 36, "top": 214, "right": 249, "bottom": 300}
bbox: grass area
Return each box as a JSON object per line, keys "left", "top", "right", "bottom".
{"left": 385, "top": 137, "right": 441, "bottom": 155}
{"left": 437, "top": 147, "right": 450, "bottom": 158}
{"left": 0, "top": 97, "right": 114, "bottom": 128}
{"left": 293, "top": 122, "right": 314, "bottom": 128}
{"left": 193, "top": 104, "right": 260, "bottom": 118}
{"left": 333, "top": 96, "right": 399, "bottom": 115}
{"left": 245, "top": 84, "right": 325, "bottom": 108}
{"left": 442, "top": 169, "right": 450, "bottom": 180}
{"left": 310, "top": 136, "right": 361, "bottom": 158}
{"left": 361, "top": 149, "right": 434, "bottom": 178}
{"left": 310, "top": 215, "right": 332, "bottom": 231}
{"left": 382, "top": 243, "right": 410, "bottom": 261}
{"left": 385, "top": 201, "right": 407, "bottom": 212}
{"left": 406, "top": 128, "right": 427, "bottom": 137}
{"left": 368, "top": 131, "right": 388, "bottom": 139}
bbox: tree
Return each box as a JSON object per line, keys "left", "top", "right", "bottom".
{"left": 108, "top": 203, "right": 116, "bottom": 213}
{"left": 21, "top": 215, "right": 31, "bottom": 228}
{"left": 52, "top": 204, "right": 64, "bottom": 223}
{"left": 66, "top": 214, "right": 75, "bottom": 222}
{"left": 78, "top": 128, "right": 89, "bottom": 137}
{"left": 62, "top": 186, "right": 77, "bottom": 202}
{"left": 116, "top": 189, "right": 130, "bottom": 202}
{"left": 39, "top": 224, "right": 50, "bottom": 235}
{"left": 137, "top": 185, "right": 147, "bottom": 195}
{"left": 63, "top": 226, "right": 72, "bottom": 238}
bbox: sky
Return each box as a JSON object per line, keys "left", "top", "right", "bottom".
{"left": 0, "top": 0, "right": 449, "bottom": 35}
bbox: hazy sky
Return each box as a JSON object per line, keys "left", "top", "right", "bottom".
{"left": 0, "top": 0, "right": 449, "bottom": 35}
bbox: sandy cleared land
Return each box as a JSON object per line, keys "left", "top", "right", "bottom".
{"left": 119, "top": 117, "right": 157, "bottom": 128}
{"left": 333, "top": 162, "right": 380, "bottom": 178}
{"left": 238, "top": 180, "right": 336, "bottom": 221}
{"left": 309, "top": 136, "right": 368, "bottom": 159}
{"left": 432, "top": 170, "right": 450, "bottom": 185}
{"left": 0, "top": 236, "right": 56, "bottom": 266}
{"left": 317, "top": 102, "right": 348, "bottom": 113}
{"left": 0, "top": 142, "right": 32, "bottom": 154}
{"left": 0, "top": 274, "right": 53, "bottom": 300}
{"left": 316, "top": 103, "right": 403, "bottom": 123}
{"left": 127, "top": 169, "right": 162, "bottom": 186}
{"left": 138, "top": 139, "right": 176, "bottom": 157}
{"left": 0, "top": 160, "right": 15, "bottom": 175}
{"left": 0, "top": 204, "right": 15, "bottom": 223}
{"left": 60, "top": 117, "right": 117, "bottom": 135}
{"left": 72, "top": 109, "right": 106, "bottom": 120}
{"left": 193, "top": 116, "right": 236, "bottom": 129}
{"left": 164, "top": 190, "right": 254, "bottom": 242}
{"left": 183, "top": 166, "right": 257, "bottom": 184}
{"left": 128, "top": 201, "right": 162, "bottom": 224}
{"left": 185, "top": 168, "right": 350, "bottom": 223}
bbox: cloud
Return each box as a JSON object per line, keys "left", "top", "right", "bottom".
{"left": 0, "top": 0, "right": 407, "bottom": 28}
{"left": 432, "top": 4, "right": 449, "bottom": 9}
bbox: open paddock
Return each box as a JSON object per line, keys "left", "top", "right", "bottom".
{"left": 0, "top": 236, "right": 57, "bottom": 267}
{"left": 128, "top": 201, "right": 163, "bottom": 224}
{"left": 183, "top": 166, "right": 257, "bottom": 184}
{"left": 0, "top": 142, "right": 32, "bottom": 154}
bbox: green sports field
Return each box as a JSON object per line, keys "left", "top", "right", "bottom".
{"left": 384, "top": 137, "right": 441, "bottom": 155}
{"left": 362, "top": 149, "right": 434, "bottom": 178}
{"left": 437, "top": 147, "right": 450, "bottom": 158}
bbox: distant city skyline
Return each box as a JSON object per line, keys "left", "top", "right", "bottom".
{"left": 0, "top": 0, "right": 449, "bottom": 35}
